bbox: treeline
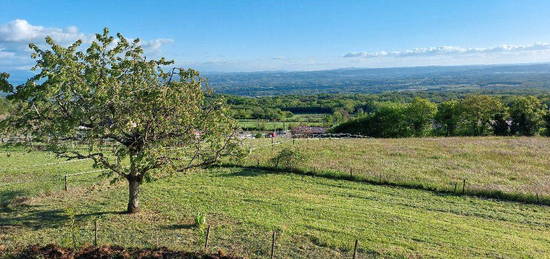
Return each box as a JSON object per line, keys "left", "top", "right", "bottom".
{"left": 332, "top": 95, "right": 550, "bottom": 137}
{"left": 223, "top": 93, "right": 550, "bottom": 129}
{"left": 223, "top": 92, "right": 485, "bottom": 121}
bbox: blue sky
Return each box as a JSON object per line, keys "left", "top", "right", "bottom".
{"left": 2, "top": 0, "right": 550, "bottom": 74}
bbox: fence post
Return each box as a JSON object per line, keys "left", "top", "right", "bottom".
{"left": 453, "top": 182, "right": 457, "bottom": 193}
{"left": 204, "top": 225, "right": 211, "bottom": 249}
{"left": 64, "top": 175, "right": 68, "bottom": 191}
{"left": 270, "top": 231, "right": 276, "bottom": 259}
{"left": 352, "top": 239, "right": 359, "bottom": 259}
{"left": 94, "top": 219, "right": 98, "bottom": 246}
{"left": 462, "top": 179, "right": 466, "bottom": 194}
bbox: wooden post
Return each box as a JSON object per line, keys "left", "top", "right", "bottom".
{"left": 94, "top": 219, "right": 98, "bottom": 246}
{"left": 64, "top": 175, "right": 68, "bottom": 191}
{"left": 453, "top": 182, "right": 457, "bottom": 193}
{"left": 536, "top": 193, "right": 540, "bottom": 204}
{"left": 352, "top": 239, "right": 359, "bottom": 259}
{"left": 270, "top": 231, "right": 276, "bottom": 259}
{"left": 462, "top": 179, "right": 466, "bottom": 194}
{"left": 204, "top": 225, "right": 211, "bottom": 249}
{"left": 350, "top": 168, "right": 353, "bottom": 178}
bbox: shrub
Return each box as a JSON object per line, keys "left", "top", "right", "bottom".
{"left": 270, "top": 147, "right": 306, "bottom": 170}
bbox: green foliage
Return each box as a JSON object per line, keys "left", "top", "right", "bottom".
{"left": 544, "top": 112, "right": 550, "bottom": 136}
{"left": 194, "top": 213, "right": 207, "bottom": 230}
{"left": 0, "top": 72, "right": 13, "bottom": 93}
{"left": 509, "top": 96, "right": 547, "bottom": 136}
{"left": 270, "top": 147, "right": 306, "bottom": 169}
{"left": 332, "top": 95, "right": 549, "bottom": 138}
{"left": 434, "top": 100, "right": 460, "bottom": 136}
{"left": 332, "top": 101, "right": 426, "bottom": 138}
{"left": 2, "top": 28, "right": 242, "bottom": 213}
{"left": 404, "top": 97, "right": 437, "bottom": 136}
{"left": 323, "top": 109, "right": 350, "bottom": 126}
{"left": 457, "top": 95, "right": 507, "bottom": 136}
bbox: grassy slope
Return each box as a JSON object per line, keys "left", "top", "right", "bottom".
{"left": 2, "top": 139, "right": 550, "bottom": 258}
{"left": 1, "top": 147, "right": 549, "bottom": 258}
{"left": 244, "top": 137, "right": 550, "bottom": 196}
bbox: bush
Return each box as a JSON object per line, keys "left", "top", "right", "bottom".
{"left": 270, "top": 147, "right": 306, "bottom": 170}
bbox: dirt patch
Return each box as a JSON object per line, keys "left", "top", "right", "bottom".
{"left": 2, "top": 244, "right": 244, "bottom": 259}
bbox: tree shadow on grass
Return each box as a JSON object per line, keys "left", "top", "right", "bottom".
{"left": 0, "top": 190, "right": 30, "bottom": 211}
{"left": 218, "top": 168, "right": 273, "bottom": 178}
{"left": 0, "top": 189, "right": 123, "bottom": 231}
{"left": 0, "top": 206, "right": 66, "bottom": 230}
{"left": 0, "top": 190, "right": 68, "bottom": 230}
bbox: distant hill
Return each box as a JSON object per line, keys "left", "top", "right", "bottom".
{"left": 6, "top": 63, "right": 550, "bottom": 97}
{"left": 205, "top": 63, "right": 550, "bottom": 96}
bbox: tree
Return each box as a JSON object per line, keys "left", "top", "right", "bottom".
{"left": 405, "top": 97, "right": 437, "bottom": 136}
{"left": 509, "top": 96, "right": 547, "bottom": 136}
{"left": 331, "top": 102, "right": 410, "bottom": 138}
{"left": 544, "top": 111, "right": 550, "bottom": 137}
{"left": 2, "top": 29, "right": 243, "bottom": 213}
{"left": 434, "top": 100, "right": 460, "bottom": 136}
{"left": 458, "top": 95, "right": 506, "bottom": 136}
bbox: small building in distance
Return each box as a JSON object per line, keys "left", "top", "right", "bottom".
{"left": 290, "top": 126, "right": 328, "bottom": 138}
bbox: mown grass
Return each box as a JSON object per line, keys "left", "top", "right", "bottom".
{"left": 242, "top": 137, "right": 550, "bottom": 198}
{"left": 1, "top": 166, "right": 549, "bottom": 258}
{"left": 0, "top": 146, "right": 104, "bottom": 199}
{"left": 1, "top": 139, "right": 550, "bottom": 258}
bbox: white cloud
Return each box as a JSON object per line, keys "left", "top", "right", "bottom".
{"left": 142, "top": 38, "right": 174, "bottom": 51}
{"left": 344, "top": 43, "right": 550, "bottom": 58}
{"left": 0, "top": 19, "right": 174, "bottom": 75}
{"left": 0, "top": 19, "right": 90, "bottom": 43}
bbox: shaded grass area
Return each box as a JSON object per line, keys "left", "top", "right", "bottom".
{"left": 1, "top": 168, "right": 550, "bottom": 258}
{"left": 242, "top": 137, "right": 550, "bottom": 197}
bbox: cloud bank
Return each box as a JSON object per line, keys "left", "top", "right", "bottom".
{"left": 344, "top": 43, "right": 550, "bottom": 58}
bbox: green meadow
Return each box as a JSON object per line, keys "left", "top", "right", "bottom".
{"left": 1, "top": 138, "right": 550, "bottom": 258}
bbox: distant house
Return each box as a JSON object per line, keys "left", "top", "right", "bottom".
{"left": 290, "top": 126, "right": 328, "bottom": 137}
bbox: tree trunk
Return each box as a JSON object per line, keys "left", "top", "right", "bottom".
{"left": 127, "top": 177, "right": 141, "bottom": 213}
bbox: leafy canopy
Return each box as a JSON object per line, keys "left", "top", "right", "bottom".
{"left": 3, "top": 28, "right": 242, "bottom": 183}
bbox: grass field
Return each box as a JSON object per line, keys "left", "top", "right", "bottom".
{"left": 1, "top": 138, "right": 550, "bottom": 258}
{"left": 244, "top": 137, "right": 550, "bottom": 197}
